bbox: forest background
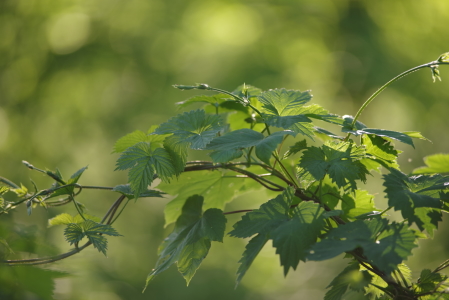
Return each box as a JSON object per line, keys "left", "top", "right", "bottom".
{"left": 1, "top": 1, "right": 449, "bottom": 299}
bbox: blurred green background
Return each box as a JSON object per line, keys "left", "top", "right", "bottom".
{"left": 1, "top": 0, "right": 449, "bottom": 299}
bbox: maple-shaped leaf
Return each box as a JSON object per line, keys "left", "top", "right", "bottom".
{"left": 206, "top": 129, "right": 294, "bottom": 164}
{"left": 309, "top": 219, "right": 417, "bottom": 275}
{"left": 361, "top": 135, "right": 401, "bottom": 171}
{"left": 383, "top": 168, "right": 448, "bottom": 236}
{"left": 154, "top": 109, "right": 223, "bottom": 150}
{"left": 298, "top": 141, "right": 368, "bottom": 190}
{"left": 272, "top": 201, "right": 326, "bottom": 275}
{"left": 413, "top": 153, "right": 449, "bottom": 174}
{"left": 64, "top": 220, "right": 121, "bottom": 255}
{"left": 115, "top": 142, "right": 176, "bottom": 198}
{"left": 257, "top": 88, "right": 316, "bottom": 137}
{"left": 158, "top": 170, "right": 254, "bottom": 225}
{"left": 145, "top": 195, "right": 226, "bottom": 288}
{"left": 283, "top": 140, "right": 307, "bottom": 159}
{"left": 308, "top": 218, "right": 388, "bottom": 262}
{"left": 415, "top": 269, "right": 449, "bottom": 296}
{"left": 231, "top": 187, "right": 326, "bottom": 280}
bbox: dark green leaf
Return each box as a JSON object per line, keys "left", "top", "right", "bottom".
{"left": 154, "top": 109, "right": 223, "bottom": 149}
{"left": 298, "top": 141, "right": 368, "bottom": 190}
{"left": 112, "top": 184, "right": 164, "bottom": 199}
{"left": 115, "top": 142, "right": 176, "bottom": 198}
{"left": 272, "top": 201, "right": 326, "bottom": 275}
{"left": 146, "top": 195, "right": 226, "bottom": 287}
{"left": 324, "top": 263, "right": 372, "bottom": 300}
{"left": 383, "top": 168, "right": 446, "bottom": 235}
{"left": 229, "top": 188, "right": 295, "bottom": 238}
{"left": 206, "top": 129, "right": 294, "bottom": 164}
{"left": 235, "top": 234, "right": 269, "bottom": 286}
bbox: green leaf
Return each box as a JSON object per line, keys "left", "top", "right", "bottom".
{"left": 235, "top": 233, "right": 269, "bottom": 287}
{"left": 341, "top": 190, "right": 378, "bottom": 219}
{"left": 206, "top": 129, "right": 294, "bottom": 164}
{"left": 158, "top": 170, "right": 250, "bottom": 225}
{"left": 310, "top": 220, "right": 417, "bottom": 274}
{"left": 163, "top": 135, "right": 189, "bottom": 175}
{"left": 415, "top": 269, "right": 449, "bottom": 295}
{"left": 229, "top": 188, "right": 294, "bottom": 238}
{"left": 48, "top": 213, "right": 101, "bottom": 227}
{"left": 50, "top": 166, "right": 88, "bottom": 198}
{"left": 438, "top": 52, "right": 449, "bottom": 63}
{"left": 115, "top": 142, "right": 176, "bottom": 198}
{"left": 145, "top": 195, "right": 226, "bottom": 287}
{"left": 361, "top": 135, "right": 401, "bottom": 171}
{"left": 112, "top": 184, "right": 164, "bottom": 199}
{"left": 363, "top": 223, "right": 418, "bottom": 275}
{"left": 383, "top": 168, "right": 446, "bottom": 236}
{"left": 413, "top": 153, "right": 449, "bottom": 174}
{"left": 176, "top": 94, "right": 231, "bottom": 109}
{"left": 308, "top": 218, "right": 388, "bottom": 261}
{"left": 358, "top": 129, "right": 414, "bottom": 147}
{"left": 64, "top": 220, "right": 121, "bottom": 255}
{"left": 113, "top": 130, "right": 152, "bottom": 153}
{"left": 231, "top": 188, "right": 325, "bottom": 276}
{"left": 257, "top": 88, "right": 316, "bottom": 137}
{"left": 298, "top": 141, "right": 368, "bottom": 190}
{"left": 283, "top": 140, "right": 307, "bottom": 159}
{"left": 272, "top": 201, "right": 326, "bottom": 275}
{"left": 154, "top": 109, "right": 223, "bottom": 149}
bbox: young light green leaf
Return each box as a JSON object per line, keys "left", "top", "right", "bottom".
{"left": 415, "top": 269, "right": 449, "bottom": 296}
{"left": 413, "top": 153, "right": 449, "bottom": 174}
{"left": 113, "top": 130, "right": 151, "bottom": 153}
{"left": 341, "top": 190, "right": 377, "bottom": 219}
{"left": 298, "top": 141, "right": 368, "bottom": 190}
{"left": 154, "top": 109, "right": 223, "bottom": 149}
{"left": 437, "top": 52, "right": 449, "bottom": 63}
{"left": 383, "top": 168, "right": 446, "bottom": 236}
{"left": 361, "top": 135, "right": 401, "bottom": 171}
{"left": 158, "top": 170, "right": 251, "bottom": 225}
{"left": 145, "top": 195, "right": 226, "bottom": 287}
{"left": 358, "top": 129, "right": 414, "bottom": 147}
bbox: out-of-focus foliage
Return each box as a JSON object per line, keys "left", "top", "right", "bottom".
{"left": 0, "top": 0, "right": 449, "bottom": 299}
